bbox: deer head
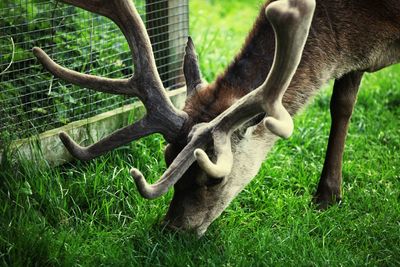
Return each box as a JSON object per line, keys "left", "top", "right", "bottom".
{"left": 33, "top": 0, "right": 316, "bottom": 235}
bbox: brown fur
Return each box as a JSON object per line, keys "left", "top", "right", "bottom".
{"left": 185, "top": 0, "right": 400, "bottom": 122}
{"left": 165, "top": 0, "right": 400, "bottom": 232}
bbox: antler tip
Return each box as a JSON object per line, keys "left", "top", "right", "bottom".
{"left": 265, "top": 0, "right": 316, "bottom": 21}
{"left": 185, "top": 36, "right": 195, "bottom": 53}
{"left": 58, "top": 131, "right": 92, "bottom": 161}
{"left": 130, "top": 168, "right": 144, "bottom": 181}
{"left": 130, "top": 167, "right": 148, "bottom": 192}
{"left": 32, "top": 47, "right": 43, "bottom": 57}
{"left": 130, "top": 168, "right": 163, "bottom": 200}
{"left": 32, "top": 46, "right": 52, "bottom": 66}
{"left": 194, "top": 148, "right": 206, "bottom": 161}
{"left": 194, "top": 148, "right": 230, "bottom": 179}
{"left": 265, "top": 2, "right": 300, "bottom": 25}
{"left": 263, "top": 116, "right": 294, "bottom": 139}
{"left": 58, "top": 131, "right": 69, "bottom": 143}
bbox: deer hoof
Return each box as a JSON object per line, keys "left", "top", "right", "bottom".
{"left": 313, "top": 191, "right": 342, "bottom": 210}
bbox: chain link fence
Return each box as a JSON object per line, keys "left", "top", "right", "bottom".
{"left": 0, "top": 0, "right": 189, "bottom": 147}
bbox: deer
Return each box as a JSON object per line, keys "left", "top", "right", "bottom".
{"left": 32, "top": 0, "right": 400, "bottom": 236}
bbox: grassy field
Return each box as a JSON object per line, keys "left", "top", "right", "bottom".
{"left": 1, "top": 0, "right": 400, "bottom": 266}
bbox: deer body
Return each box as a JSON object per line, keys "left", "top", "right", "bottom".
{"left": 166, "top": 0, "right": 400, "bottom": 232}
{"left": 33, "top": 0, "right": 400, "bottom": 235}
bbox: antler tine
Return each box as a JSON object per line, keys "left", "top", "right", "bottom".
{"left": 58, "top": 115, "right": 159, "bottom": 161}
{"left": 194, "top": 129, "right": 234, "bottom": 178}
{"left": 34, "top": 0, "right": 176, "bottom": 105}
{"left": 194, "top": 0, "right": 315, "bottom": 178}
{"left": 184, "top": 37, "right": 203, "bottom": 96}
{"left": 32, "top": 0, "right": 135, "bottom": 97}
{"left": 130, "top": 136, "right": 208, "bottom": 199}
{"left": 32, "top": 47, "right": 132, "bottom": 96}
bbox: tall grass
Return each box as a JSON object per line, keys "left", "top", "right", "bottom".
{"left": 1, "top": 0, "right": 399, "bottom": 266}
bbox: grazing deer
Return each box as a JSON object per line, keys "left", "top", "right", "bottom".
{"left": 33, "top": 0, "right": 400, "bottom": 235}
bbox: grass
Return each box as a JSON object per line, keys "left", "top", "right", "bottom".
{"left": 1, "top": 0, "right": 400, "bottom": 266}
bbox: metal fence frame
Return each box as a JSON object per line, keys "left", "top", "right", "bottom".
{"left": 0, "top": 0, "right": 189, "bottom": 148}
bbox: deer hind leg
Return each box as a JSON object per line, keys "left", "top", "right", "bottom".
{"left": 314, "top": 71, "right": 364, "bottom": 209}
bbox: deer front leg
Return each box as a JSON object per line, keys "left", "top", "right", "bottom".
{"left": 314, "top": 71, "right": 364, "bottom": 209}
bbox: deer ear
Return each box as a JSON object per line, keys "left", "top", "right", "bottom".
{"left": 184, "top": 37, "right": 204, "bottom": 97}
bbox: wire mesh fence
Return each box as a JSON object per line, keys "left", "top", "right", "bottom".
{"left": 0, "top": 0, "right": 189, "bottom": 147}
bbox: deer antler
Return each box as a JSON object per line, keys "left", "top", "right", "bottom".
{"left": 33, "top": 0, "right": 188, "bottom": 161}
{"left": 184, "top": 37, "right": 204, "bottom": 97}
{"left": 131, "top": 0, "right": 316, "bottom": 198}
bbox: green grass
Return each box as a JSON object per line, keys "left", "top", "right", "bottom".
{"left": 1, "top": 0, "right": 400, "bottom": 266}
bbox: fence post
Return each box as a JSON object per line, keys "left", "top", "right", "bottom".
{"left": 146, "top": 0, "right": 188, "bottom": 89}
{"left": 145, "top": 0, "right": 169, "bottom": 87}
{"left": 168, "top": 0, "right": 189, "bottom": 89}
